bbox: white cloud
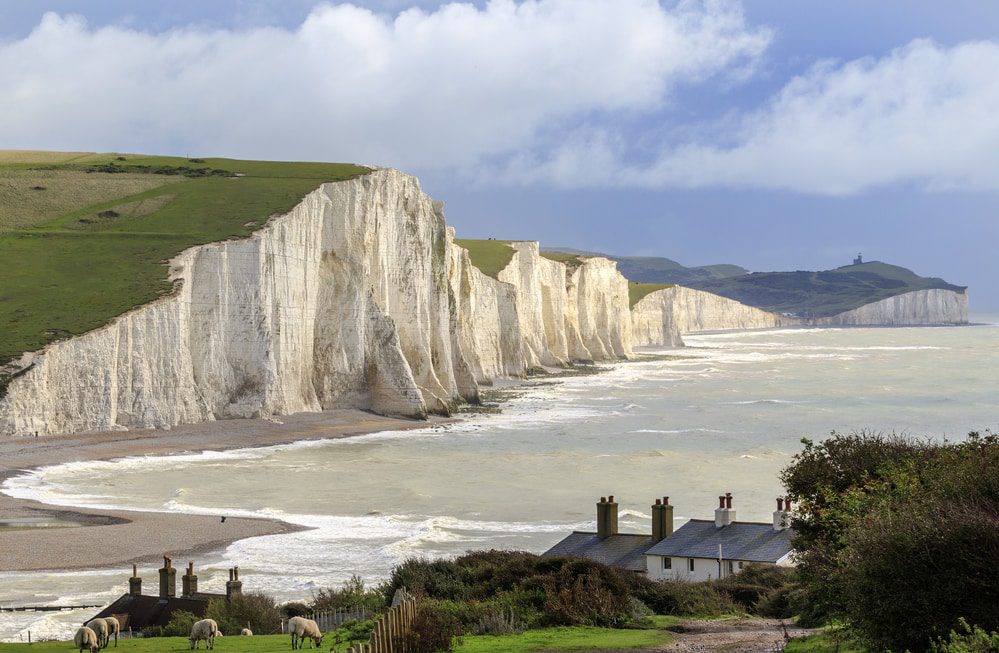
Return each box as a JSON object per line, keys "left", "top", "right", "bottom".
{"left": 620, "top": 39, "right": 999, "bottom": 194}
{"left": 0, "top": 0, "right": 769, "bottom": 171}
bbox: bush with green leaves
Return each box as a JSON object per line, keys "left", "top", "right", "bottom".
{"left": 404, "top": 601, "right": 464, "bottom": 653}
{"left": 206, "top": 591, "right": 283, "bottom": 635}
{"left": 929, "top": 619, "right": 999, "bottom": 653}
{"left": 715, "top": 564, "right": 796, "bottom": 618}
{"left": 782, "top": 430, "right": 999, "bottom": 650}
{"left": 311, "top": 574, "right": 388, "bottom": 612}
{"left": 147, "top": 609, "right": 198, "bottom": 638}
{"left": 629, "top": 577, "right": 735, "bottom": 617}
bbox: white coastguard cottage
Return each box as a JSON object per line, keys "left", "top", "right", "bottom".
{"left": 644, "top": 494, "right": 794, "bottom": 581}
{"left": 544, "top": 493, "right": 794, "bottom": 581}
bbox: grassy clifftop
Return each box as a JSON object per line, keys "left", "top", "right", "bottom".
{"left": 0, "top": 151, "right": 367, "bottom": 365}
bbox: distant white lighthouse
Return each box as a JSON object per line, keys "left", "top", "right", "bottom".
{"left": 853, "top": 252, "right": 863, "bottom": 265}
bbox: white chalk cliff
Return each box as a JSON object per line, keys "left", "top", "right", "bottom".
{"left": 809, "top": 289, "right": 968, "bottom": 327}
{"left": 631, "top": 285, "right": 794, "bottom": 346}
{"left": 0, "top": 170, "right": 635, "bottom": 437}
{"left": 0, "top": 170, "right": 970, "bottom": 437}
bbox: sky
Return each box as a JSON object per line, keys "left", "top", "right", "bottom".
{"left": 2, "top": 1, "right": 997, "bottom": 309}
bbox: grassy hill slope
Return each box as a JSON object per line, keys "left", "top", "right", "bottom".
{"left": 689, "top": 262, "right": 967, "bottom": 318}
{"left": 544, "top": 245, "right": 964, "bottom": 318}
{"left": 0, "top": 151, "right": 367, "bottom": 366}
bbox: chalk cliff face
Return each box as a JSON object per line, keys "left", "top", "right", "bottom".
{"left": 447, "top": 230, "right": 525, "bottom": 383}
{"left": 810, "top": 289, "right": 968, "bottom": 327}
{"left": 632, "top": 286, "right": 793, "bottom": 346}
{"left": 495, "top": 243, "right": 633, "bottom": 366}
{"left": 0, "top": 169, "right": 970, "bottom": 437}
{"left": 0, "top": 170, "right": 635, "bottom": 437}
{"left": 0, "top": 171, "right": 478, "bottom": 436}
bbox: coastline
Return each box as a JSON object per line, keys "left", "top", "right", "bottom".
{"left": 0, "top": 409, "right": 450, "bottom": 573}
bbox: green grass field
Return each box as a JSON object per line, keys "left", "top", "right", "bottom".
{"left": 456, "top": 625, "right": 672, "bottom": 652}
{"left": 0, "top": 634, "right": 306, "bottom": 652}
{"left": 784, "top": 631, "right": 866, "bottom": 652}
{"left": 628, "top": 282, "right": 674, "bottom": 307}
{"left": 0, "top": 626, "right": 671, "bottom": 653}
{"left": 0, "top": 151, "right": 368, "bottom": 366}
{"left": 453, "top": 238, "right": 516, "bottom": 279}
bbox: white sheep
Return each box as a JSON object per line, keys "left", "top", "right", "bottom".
{"left": 104, "top": 616, "right": 120, "bottom": 647}
{"left": 85, "top": 618, "right": 108, "bottom": 648}
{"left": 74, "top": 626, "right": 100, "bottom": 653}
{"left": 288, "top": 616, "right": 323, "bottom": 650}
{"left": 241, "top": 628, "right": 253, "bottom": 636}
{"left": 190, "top": 618, "right": 221, "bottom": 650}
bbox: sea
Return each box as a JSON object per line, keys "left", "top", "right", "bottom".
{"left": 2, "top": 317, "right": 997, "bottom": 641}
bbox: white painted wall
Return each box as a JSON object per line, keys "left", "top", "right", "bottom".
{"left": 645, "top": 555, "right": 768, "bottom": 582}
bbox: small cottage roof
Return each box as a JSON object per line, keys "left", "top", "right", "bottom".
{"left": 543, "top": 532, "right": 652, "bottom": 572}
{"left": 644, "top": 520, "right": 793, "bottom": 563}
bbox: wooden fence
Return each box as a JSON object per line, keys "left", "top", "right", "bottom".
{"left": 344, "top": 596, "right": 418, "bottom": 653}
{"left": 305, "top": 607, "right": 375, "bottom": 632}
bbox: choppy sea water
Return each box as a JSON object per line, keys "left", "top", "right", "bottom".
{"left": 2, "top": 319, "right": 997, "bottom": 641}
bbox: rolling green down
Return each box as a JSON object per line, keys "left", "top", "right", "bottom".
{"left": 0, "top": 151, "right": 368, "bottom": 365}
{"left": 454, "top": 238, "right": 516, "bottom": 279}
{"left": 456, "top": 625, "right": 672, "bottom": 652}
{"left": 628, "top": 282, "right": 675, "bottom": 308}
{"left": 688, "top": 261, "right": 966, "bottom": 318}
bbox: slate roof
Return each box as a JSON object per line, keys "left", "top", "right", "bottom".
{"left": 543, "top": 532, "right": 653, "bottom": 572}
{"left": 91, "top": 592, "right": 223, "bottom": 630}
{"left": 644, "top": 520, "right": 793, "bottom": 563}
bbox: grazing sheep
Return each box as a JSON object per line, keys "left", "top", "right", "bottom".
{"left": 241, "top": 627, "right": 253, "bottom": 636}
{"left": 85, "top": 618, "right": 108, "bottom": 648}
{"left": 288, "top": 616, "right": 323, "bottom": 650}
{"left": 104, "top": 616, "right": 120, "bottom": 647}
{"left": 74, "top": 626, "right": 100, "bottom": 653}
{"left": 190, "top": 618, "right": 221, "bottom": 650}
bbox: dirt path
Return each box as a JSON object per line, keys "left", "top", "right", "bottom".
{"left": 650, "top": 618, "right": 819, "bottom": 652}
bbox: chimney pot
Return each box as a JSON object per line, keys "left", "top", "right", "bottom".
{"left": 608, "top": 495, "right": 615, "bottom": 503}
{"left": 664, "top": 496, "right": 669, "bottom": 505}
{"left": 777, "top": 497, "right": 784, "bottom": 511}
{"left": 655, "top": 498, "right": 662, "bottom": 505}
{"left": 132, "top": 564, "right": 137, "bottom": 578}
{"left": 718, "top": 496, "right": 725, "bottom": 509}
{"left": 726, "top": 494, "right": 733, "bottom": 510}
{"left": 600, "top": 496, "right": 606, "bottom": 503}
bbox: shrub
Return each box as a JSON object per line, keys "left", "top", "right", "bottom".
{"left": 782, "top": 430, "right": 999, "bottom": 648}
{"left": 541, "top": 565, "right": 631, "bottom": 627}
{"left": 716, "top": 564, "right": 797, "bottom": 615}
{"left": 929, "top": 619, "right": 999, "bottom": 653}
{"left": 405, "top": 601, "right": 464, "bottom": 653}
{"left": 840, "top": 501, "right": 999, "bottom": 652}
{"left": 158, "top": 610, "right": 198, "bottom": 637}
{"left": 312, "top": 574, "right": 387, "bottom": 612}
{"left": 385, "top": 558, "right": 469, "bottom": 602}
{"left": 206, "top": 592, "right": 283, "bottom": 635}
{"left": 281, "top": 601, "right": 310, "bottom": 618}
{"left": 631, "top": 577, "right": 735, "bottom": 617}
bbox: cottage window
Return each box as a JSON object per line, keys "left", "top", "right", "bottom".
{"left": 738, "top": 561, "right": 744, "bottom": 570}
{"left": 662, "top": 557, "right": 672, "bottom": 570}
{"left": 687, "top": 558, "right": 695, "bottom": 572}
{"left": 728, "top": 561, "right": 734, "bottom": 575}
